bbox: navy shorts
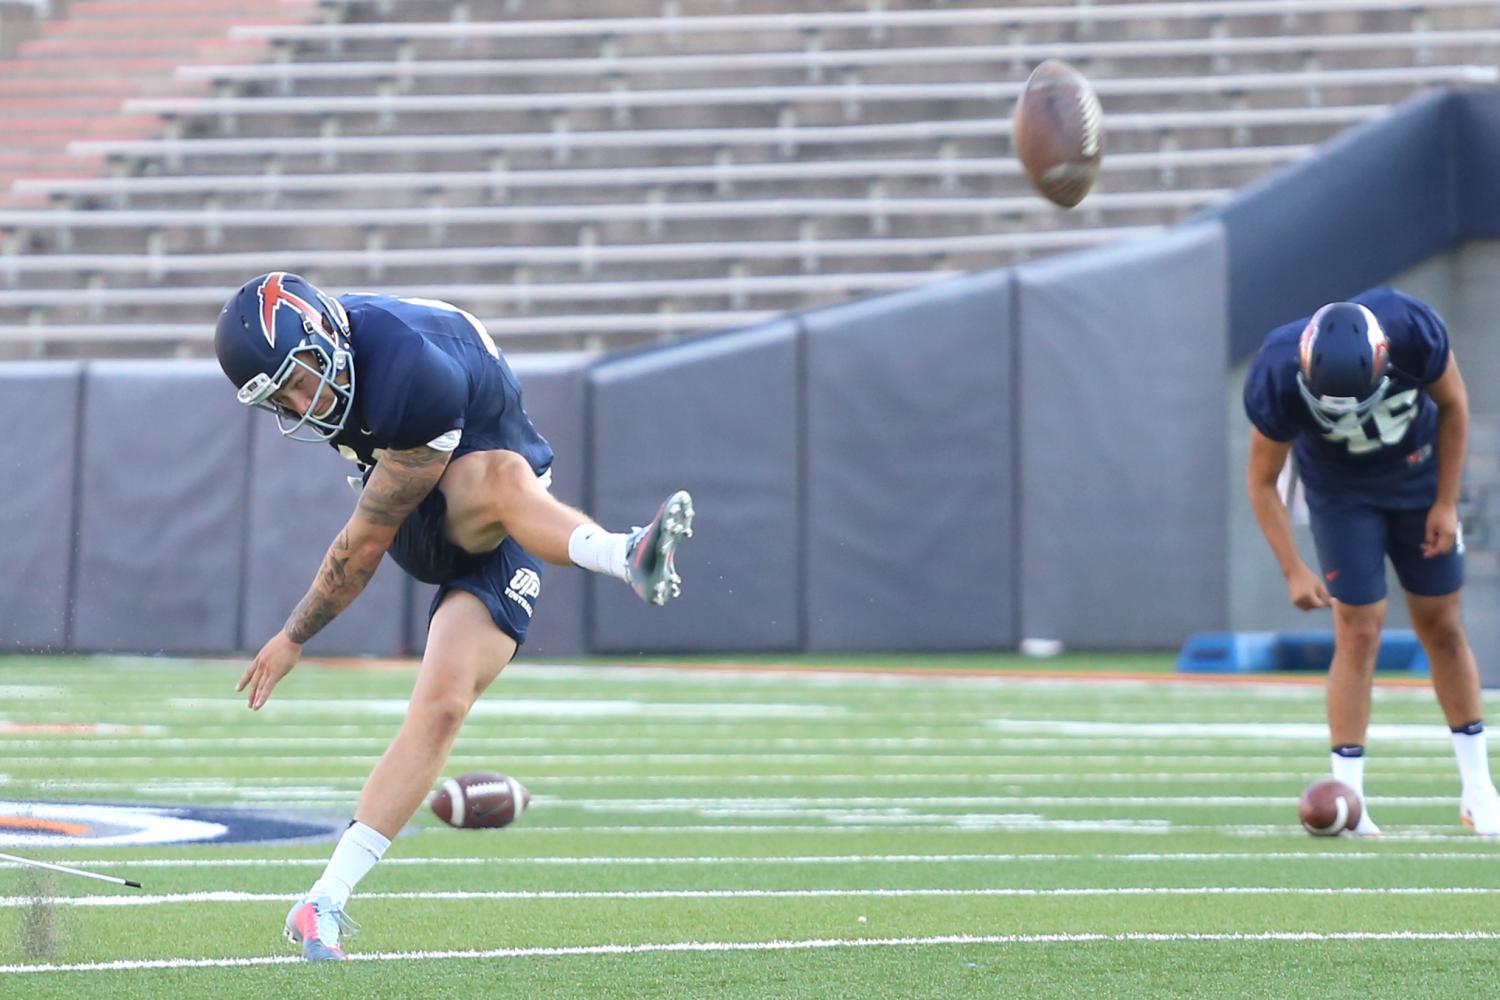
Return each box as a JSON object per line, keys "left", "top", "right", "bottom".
{"left": 1307, "top": 501, "right": 1463, "bottom": 606}
{"left": 388, "top": 486, "right": 543, "bottom": 645}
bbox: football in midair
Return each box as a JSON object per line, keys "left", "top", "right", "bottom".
{"left": 1012, "top": 59, "right": 1104, "bottom": 209}
{"left": 1299, "top": 779, "right": 1363, "bottom": 836}
{"left": 430, "top": 771, "right": 531, "bottom": 829}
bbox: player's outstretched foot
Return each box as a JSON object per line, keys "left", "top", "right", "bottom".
{"left": 284, "top": 895, "right": 359, "bottom": 961}
{"left": 1460, "top": 788, "right": 1500, "bottom": 836}
{"left": 1350, "top": 811, "right": 1382, "bottom": 838}
{"left": 625, "top": 490, "right": 694, "bottom": 606}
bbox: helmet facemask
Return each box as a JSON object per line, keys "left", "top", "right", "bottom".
{"left": 1295, "top": 302, "right": 1391, "bottom": 434}
{"left": 236, "top": 308, "right": 355, "bottom": 443}
{"left": 1295, "top": 371, "right": 1393, "bottom": 433}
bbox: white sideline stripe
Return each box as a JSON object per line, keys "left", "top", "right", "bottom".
{"left": 166, "top": 697, "right": 847, "bottom": 720}
{"left": 7, "top": 770, "right": 1446, "bottom": 791}
{"left": 0, "top": 753, "right": 1460, "bottom": 768}
{"left": 0, "top": 743, "right": 1446, "bottom": 760}
{"left": 473, "top": 824, "right": 1484, "bottom": 836}
{"left": 13, "top": 851, "right": 1500, "bottom": 870}
{"left": 552, "top": 794, "right": 1459, "bottom": 807}
{"left": 8, "top": 931, "right": 1500, "bottom": 974}
{"left": 9, "top": 887, "right": 1500, "bottom": 908}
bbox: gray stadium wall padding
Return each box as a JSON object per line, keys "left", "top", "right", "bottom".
{"left": 800, "top": 271, "right": 1016, "bottom": 650}
{"left": 406, "top": 353, "right": 591, "bottom": 658}
{"left": 587, "top": 321, "right": 802, "bottom": 653}
{"left": 1456, "top": 90, "right": 1500, "bottom": 242}
{"left": 1216, "top": 89, "right": 1460, "bottom": 362}
{"left": 71, "top": 362, "right": 252, "bottom": 654}
{"left": 1015, "top": 221, "right": 1229, "bottom": 649}
{"left": 0, "top": 363, "right": 82, "bottom": 651}
{"left": 242, "top": 417, "right": 407, "bottom": 658}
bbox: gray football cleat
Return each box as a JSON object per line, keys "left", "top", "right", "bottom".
{"left": 625, "top": 490, "right": 695, "bottom": 606}
{"left": 284, "top": 895, "right": 360, "bottom": 961}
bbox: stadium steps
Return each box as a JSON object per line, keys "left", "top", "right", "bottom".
{"left": 0, "top": 0, "right": 320, "bottom": 208}
{"left": 4, "top": 0, "right": 1500, "bottom": 354}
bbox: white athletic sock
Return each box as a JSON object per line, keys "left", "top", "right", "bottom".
{"left": 307, "top": 821, "right": 390, "bottom": 911}
{"left": 1330, "top": 748, "right": 1366, "bottom": 798}
{"left": 1451, "top": 723, "right": 1495, "bottom": 798}
{"left": 567, "top": 523, "right": 630, "bottom": 581}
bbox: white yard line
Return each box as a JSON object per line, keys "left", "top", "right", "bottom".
{"left": 4, "top": 929, "right": 1498, "bottom": 975}
{"left": 8, "top": 851, "right": 1500, "bottom": 870}
{"left": 7, "top": 886, "right": 1500, "bottom": 908}
{"left": 0, "top": 753, "right": 1460, "bottom": 769}
{"left": 0, "top": 771, "right": 1460, "bottom": 787}
{"left": 3, "top": 928, "right": 1497, "bottom": 974}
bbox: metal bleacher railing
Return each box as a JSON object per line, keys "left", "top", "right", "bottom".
{"left": 242, "top": 0, "right": 1500, "bottom": 43}
{"left": 4, "top": 0, "right": 1499, "bottom": 357}
{"left": 168, "top": 30, "right": 1500, "bottom": 94}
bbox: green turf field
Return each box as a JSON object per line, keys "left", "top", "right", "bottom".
{"left": 0, "top": 655, "right": 1496, "bottom": 998}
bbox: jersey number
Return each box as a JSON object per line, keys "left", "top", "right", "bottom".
{"left": 1320, "top": 388, "right": 1418, "bottom": 455}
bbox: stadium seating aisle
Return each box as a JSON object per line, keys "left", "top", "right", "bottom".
{"left": 1, "top": 0, "right": 1498, "bottom": 356}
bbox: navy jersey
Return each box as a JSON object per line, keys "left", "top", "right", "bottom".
{"left": 327, "top": 294, "right": 553, "bottom": 477}
{"left": 1243, "top": 286, "right": 1450, "bottom": 509}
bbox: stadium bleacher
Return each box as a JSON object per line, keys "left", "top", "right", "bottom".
{"left": 2, "top": 0, "right": 1498, "bottom": 355}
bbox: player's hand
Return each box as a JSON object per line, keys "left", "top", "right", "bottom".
{"left": 1422, "top": 501, "right": 1460, "bottom": 558}
{"left": 1286, "top": 564, "right": 1332, "bottom": 611}
{"left": 236, "top": 631, "right": 303, "bottom": 711}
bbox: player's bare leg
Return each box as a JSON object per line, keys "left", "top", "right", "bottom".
{"left": 439, "top": 450, "right": 586, "bottom": 563}
{"left": 1406, "top": 590, "right": 1500, "bottom": 834}
{"left": 355, "top": 590, "right": 515, "bottom": 837}
{"left": 437, "top": 449, "right": 694, "bottom": 605}
{"left": 287, "top": 590, "right": 515, "bottom": 960}
{"left": 1327, "top": 598, "right": 1385, "bottom": 836}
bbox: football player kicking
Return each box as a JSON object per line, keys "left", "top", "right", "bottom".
{"left": 214, "top": 273, "right": 694, "bottom": 960}
{"left": 1244, "top": 287, "right": 1500, "bottom": 838}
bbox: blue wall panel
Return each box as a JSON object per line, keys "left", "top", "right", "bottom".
{"left": 242, "top": 418, "right": 407, "bottom": 657}
{"left": 588, "top": 321, "right": 801, "bottom": 653}
{"left": 800, "top": 271, "right": 1016, "bottom": 649}
{"left": 1218, "top": 90, "right": 1459, "bottom": 361}
{"left": 1456, "top": 90, "right": 1500, "bottom": 241}
{"left": 0, "top": 363, "right": 82, "bottom": 651}
{"left": 1016, "top": 222, "right": 1229, "bottom": 648}
{"left": 71, "top": 362, "right": 251, "bottom": 654}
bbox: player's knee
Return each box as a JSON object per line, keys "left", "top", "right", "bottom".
{"left": 1417, "top": 615, "right": 1467, "bottom": 662}
{"left": 1335, "top": 613, "right": 1383, "bottom": 659}
{"left": 485, "top": 450, "right": 536, "bottom": 504}
{"left": 460, "top": 450, "right": 534, "bottom": 523}
{"left": 409, "top": 691, "right": 470, "bottom": 741}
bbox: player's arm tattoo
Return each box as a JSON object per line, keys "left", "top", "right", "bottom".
{"left": 283, "top": 445, "right": 451, "bottom": 644}
{"left": 354, "top": 444, "right": 451, "bottom": 527}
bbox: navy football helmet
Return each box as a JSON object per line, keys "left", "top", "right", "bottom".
{"left": 214, "top": 272, "right": 354, "bottom": 442}
{"left": 1296, "top": 301, "right": 1391, "bottom": 432}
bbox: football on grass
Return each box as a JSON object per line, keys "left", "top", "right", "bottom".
{"left": 430, "top": 771, "right": 531, "bottom": 829}
{"left": 1012, "top": 59, "right": 1103, "bottom": 208}
{"left": 1299, "top": 779, "right": 1362, "bottom": 836}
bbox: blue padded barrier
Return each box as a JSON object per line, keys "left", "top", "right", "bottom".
{"left": 1014, "top": 222, "right": 1229, "bottom": 648}
{"left": 1179, "top": 629, "right": 1429, "bottom": 675}
{"left": 242, "top": 415, "right": 406, "bottom": 657}
{"left": 71, "top": 362, "right": 251, "bottom": 654}
{"left": 1215, "top": 90, "right": 1459, "bottom": 362}
{"left": 0, "top": 362, "right": 83, "bottom": 651}
{"left": 588, "top": 321, "right": 802, "bottom": 653}
{"left": 799, "top": 270, "right": 1016, "bottom": 650}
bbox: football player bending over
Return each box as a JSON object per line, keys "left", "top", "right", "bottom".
{"left": 215, "top": 273, "right": 694, "bottom": 960}
{"left": 1244, "top": 287, "right": 1500, "bottom": 838}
